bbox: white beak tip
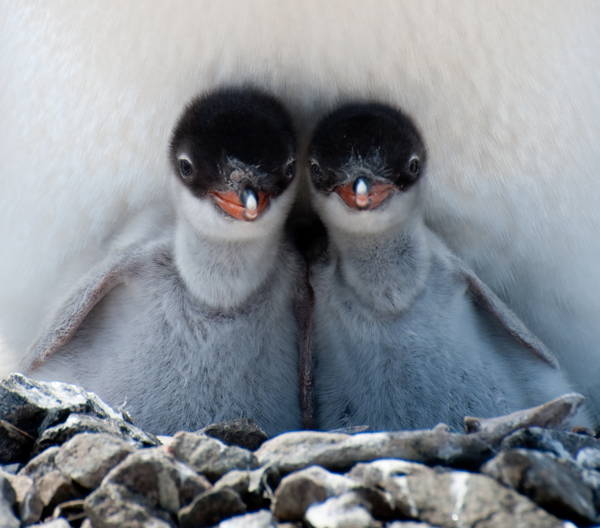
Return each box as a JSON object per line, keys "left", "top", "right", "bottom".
{"left": 244, "top": 192, "right": 258, "bottom": 212}
{"left": 355, "top": 179, "right": 368, "bottom": 196}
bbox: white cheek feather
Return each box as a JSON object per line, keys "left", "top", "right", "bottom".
{"left": 174, "top": 177, "right": 297, "bottom": 242}
{"left": 0, "top": 1, "right": 599, "bottom": 421}
{"left": 311, "top": 183, "right": 421, "bottom": 236}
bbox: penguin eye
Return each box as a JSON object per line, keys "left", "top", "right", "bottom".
{"left": 408, "top": 155, "right": 420, "bottom": 176}
{"left": 310, "top": 161, "right": 322, "bottom": 178}
{"left": 284, "top": 160, "right": 296, "bottom": 180}
{"left": 177, "top": 156, "right": 194, "bottom": 181}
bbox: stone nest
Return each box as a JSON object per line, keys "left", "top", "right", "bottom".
{"left": 1, "top": 373, "right": 599, "bottom": 528}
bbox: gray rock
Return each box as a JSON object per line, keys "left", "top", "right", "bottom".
{"left": 168, "top": 432, "right": 259, "bottom": 481}
{"left": 481, "top": 448, "right": 597, "bottom": 524}
{"left": 178, "top": 487, "right": 246, "bottom": 528}
{"left": 34, "top": 412, "right": 157, "bottom": 455}
{"left": 464, "top": 392, "right": 585, "bottom": 435}
{"left": 0, "top": 463, "right": 20, "bottom": 474}
{"left": 85, "top": 483, "right": 174, "bottom": 528}
{"left": 384, "top": 521, "right": 440, "bottom": 528}
{"left": 272, "top": 466, "right": 356, "bottom": 521}
{"left": 54, "top": 433, "right": 135, "bottom": 489}
{"left": 214, "top": 466, "right": 274, "bottom": 510}
{"left": 50, "top": 498, "right": 86, "bottom": 526}
{"left": 501, "top": 427, "right": 600, "bottom": 460}
{"left": 1, "top": 417, "right": 34, "bottom": 463}
{"left": 0, "top": 374, "right": 157, "bottom": 457}
{"left": 102, "top": 448, "right": 211, "bottom": 513}
{"left": 577, "top": 447, "right": 600, "bottom": 470}
{"left": 218, "top": 509, "right": 275, "bottom": 527}
{"left": 2, "top": 470, "right": 42, "bottom": 524}
{"left": 256, "top": 428, "right": 493, "bottom": 475}
{"left": 0, "top": 473, "right": 19, "bottom": 528}
{"left": 18, "top": 447, "right": 79, "bottom": 523}
{"left": 304, "top": 492, "right": 378, "bottom": 528}
{"left": 0, "top": 374, "right": 94, "bottom": 436}
{"left": 201, "top": 418, "right": 268, "bottom": 450}
{"left": 30, "top": 519, "right": 72, "bottom": 527}
{"left": 347, "top": 459, "right": 432, "bottom": 488}
{"left": 386, "top": 471, "right": 567, "bottom": 527}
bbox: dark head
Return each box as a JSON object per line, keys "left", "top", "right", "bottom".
{"left": 308, "top": 102, "right": 426, "bottom": 233}
{"left": 169, "top": 87, "right": 297, "bottom": 236}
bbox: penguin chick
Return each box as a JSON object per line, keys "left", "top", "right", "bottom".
{"left": 22, "top": 87, "right": 303, "bottom": 436}
{"left": 308, "top": 102, "right": 584, "bottom": 431}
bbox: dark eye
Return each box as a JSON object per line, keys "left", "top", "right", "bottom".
{"left": 285, "top": 160, "right": 296, "bottom": 180}
{"left": 310, "top": 161, "right": 322, "bottom": 178}
{"left": 408, "top": 155, "right": 420, "bottom": 176}
{"left": 178, "top": 156, "right": 194, "bottom": 180}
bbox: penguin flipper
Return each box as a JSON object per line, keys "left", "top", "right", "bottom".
{"left": 22, "top": 242, "right": 165, "bottom": 372}
{"left": 458, "top": 262, "right": 559, "bottom": 368}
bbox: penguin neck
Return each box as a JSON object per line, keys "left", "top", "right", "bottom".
{"left": 174, "top": 216, "right": 281, "bottom": 310}
{"left": 328, "top": 216, "right": 431, "bottom": 314}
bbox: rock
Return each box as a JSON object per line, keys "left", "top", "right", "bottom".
{"left": 576, "top": 447, "right": 600, "bottom": 470}
{"left": 50, "top": 498, "right": 86, "bottom": 526}
{"left": 481, "top": 449, "right": 597, "bottom": 524}
{"left": 2, "top": 470, "right": 42, "bottom": 524}
{"left": 464, "top": 393, "right": 584, "bottom": 435}
{"left": 102, "top": 448, "right": 211, "bottom": 513}
{"left": 0, "top": 463, "right": 20, "bottom": 474}
{"left": 178, "top": 487, "right": 246, "bottom": 528}
{"left": 304, "top": 492, "right": 378, "bottom": 528}
{"left": 54, "top": 433, "right": 135, "bottom": 489}
{"left": 385, "top": 521, "right": 440, "bottom": 528}
{"left": 34, "top": 413, "right": 157, "bottom": 455}
{"left": 85, "top": 483, "right": 174, "bottom": 528}
{"left": 0, "top": 473, "right": 19, "bottom": 528}
{"left": 347, "top": 459, "right": 432, "bottom": 488}
{"left": 201, "top": 418, "right": 268, "bottom": 450}
{"left": 18, "top": 447, "right": 79, "bottom": 523}
{"left": 168, "top": 432, "right": 259, "bottom": 481}
{"left": 386, "top": 471, "right": 568, "bottom": 527}
{"left": 256, "top": 429, "right": 493, "bottom": 475}
{"left": 0, "top": 374, "right": 94, "bottom": 436}
{"left": 218, "top": 509, "right": 275, "bottom": 527}
{"left": 272, "top": 466, "right": 356, "bottom": 521}
{"left": 501, "top": 427, "right": 600, "bottom": 460}
{"left": 30, "top": 519, "right": 72, "bottom": 527}
{"left": 0, "top": 374, "right": 157, "bottom": 458}
{"left": 214, "top": 466, "right": 273, "bottom": 510}
{"left": 0, "top": 417, "right": 34, "bottom": 463}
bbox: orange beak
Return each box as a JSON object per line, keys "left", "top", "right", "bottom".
{"left": 209, "top": 190, "right": 269, "bottom": 221}
{"left": 334, "top": 180, "right": 396, "bottom": 211}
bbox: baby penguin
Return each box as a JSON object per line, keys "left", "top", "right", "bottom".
{"left": 22, "top": 87, "right": 304, "bottom": 435}
{"left": 308, "top": 102, "right": 580, "bottom": 431}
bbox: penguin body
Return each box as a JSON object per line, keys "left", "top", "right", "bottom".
{"left": 23, "top": 88, "right": 304, "bottom": 436}
{"left": 308, "top": 103, "right": 581, "bottom": 431}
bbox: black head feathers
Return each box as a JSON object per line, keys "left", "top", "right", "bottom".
{"left": 309, "top": 102, "right": 426, "bottom": 193}
{"left": 169, "top": 87, "right": 296, "bottom": 198}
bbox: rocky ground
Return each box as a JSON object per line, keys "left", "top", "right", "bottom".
{"left": 1, "top": 374, "right": 600, "bottom": 527}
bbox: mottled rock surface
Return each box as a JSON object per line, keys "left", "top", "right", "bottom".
{"left": 201, "top": 419, "right": 268, "bottom": 451}
{"left": 0, "top": 374, "right": 597, "bottom": 527}
{"left": 0, "top": 472, "right": 19, "bottom": 528}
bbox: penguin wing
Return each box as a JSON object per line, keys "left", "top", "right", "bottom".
{"left": 456, "top": 260, "right": 559, "bottom": 368}
{"left": 23, "top": 241, "right": 166, "bottom": 371}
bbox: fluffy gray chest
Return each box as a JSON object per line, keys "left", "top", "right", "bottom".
{"left": 35, "top": 260, "right": 301, "bottom": 435}
{"left": 311, "top": 255, "right": 516, "bottom": 430}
